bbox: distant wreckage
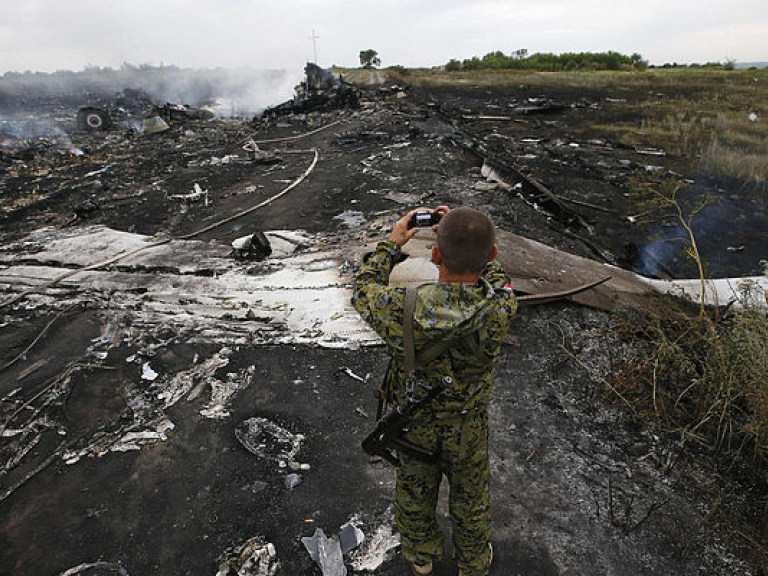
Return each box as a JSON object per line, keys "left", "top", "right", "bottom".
{"left": 76, "top": 87, "right": 214, "bottom": 133}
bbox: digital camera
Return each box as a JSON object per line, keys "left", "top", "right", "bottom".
{"left": 407, "top": 212, "right": 442, "bottom": 229}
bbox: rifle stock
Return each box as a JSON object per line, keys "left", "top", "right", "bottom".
{"left": 361, "top": 385, "right": 444, "bottom": 466}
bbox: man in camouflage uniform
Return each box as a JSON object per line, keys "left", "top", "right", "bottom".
{"left": 352, "top": 206, "right": 517, "bottom": 576}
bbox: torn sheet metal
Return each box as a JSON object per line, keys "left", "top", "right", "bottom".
{"left": 301, "top": 528, "right": 347, "bottom": 576}
{"left": 200, "top": 365, "right": 255, "bottom": 419}
{"left": 349, "top": 520, "right": 400, "bottom": 572}
{"left": 339, "top": 522, "right": 365, "bottom": 554}
{"left": 168, "top": 182, "right": 209, "bottom": 205}
{"left": 338, "top": 366, "right": 368, "bottom": 384}
{"left": 63, "top": 413, "right": 175, "bottom": 464}
{"left": 645, "top": 275, "right": 768, "bottom": 310}
{"left": 158, "top": 348, "right": 231, "bottom": 408}
{"left": 59, "top": 562, "right": 130, "bottom": 575}
{"left": 0, "top": 226, "right": 377, "bottom": 348}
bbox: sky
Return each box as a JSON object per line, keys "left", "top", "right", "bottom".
{"left": 0, "top": 0, "right": 766, "bottom": 74}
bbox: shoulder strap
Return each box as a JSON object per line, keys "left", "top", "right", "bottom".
{"left": 403, "top": 285, "right": 419, "bottom": 378}
{"left": 405, "top": 285, "right": 495, "bottom": 373}
{"left": 416, "top": 327, "right": 493, "bottom": 367}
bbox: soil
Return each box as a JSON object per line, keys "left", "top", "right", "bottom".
{"left": 0, "top": 73, "right": 765, "bottom": 575}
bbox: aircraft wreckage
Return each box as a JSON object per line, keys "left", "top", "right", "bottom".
{"left": 1, "top": 64, "right": 766, "bottom": 576}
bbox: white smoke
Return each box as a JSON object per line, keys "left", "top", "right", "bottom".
{"left": 0, "top": 115, "right": 81, "bottom": 154}
{"left": 0, "top": 65, "right": 305, "bottom": 119}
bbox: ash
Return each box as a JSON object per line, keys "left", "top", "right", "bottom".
{"left": 0, "top": 71, "right": 762, "bottom": 575}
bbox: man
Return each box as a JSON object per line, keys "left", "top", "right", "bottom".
{"left": 352, "top": 206, "right": 517, "bottom": 576}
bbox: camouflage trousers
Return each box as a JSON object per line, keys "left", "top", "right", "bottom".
{"left": 395, "top": 408, "right": 492, "bottom": 576}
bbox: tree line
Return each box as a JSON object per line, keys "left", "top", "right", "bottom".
{"left": 445, "top": 50, "right": 649, "bottom": 72}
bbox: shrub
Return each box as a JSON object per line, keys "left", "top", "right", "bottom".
{"left": 614, "top": 295, "right": 768, "bottom": 471}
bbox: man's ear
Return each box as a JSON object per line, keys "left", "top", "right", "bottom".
{"left": 431, "top": 245, "right": 443, "bottom": 266}
{"left": 488, "top": 244, "right": 498, "bottom": 262}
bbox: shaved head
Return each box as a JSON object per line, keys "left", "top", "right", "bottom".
{"left": 436, "top": 207, "right": 496, "bottom": 275}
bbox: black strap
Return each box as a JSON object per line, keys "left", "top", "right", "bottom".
{"left": 417, "top": 327, "right": 493, "bottom": 367}
{"left": 404, "top": 285, "right": 494, "bottom": 374}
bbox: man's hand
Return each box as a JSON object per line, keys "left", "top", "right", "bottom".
{"left": 432, "top": 205, "right": 450, "bottom": 229}
{"left": 390, "top": 206, "right": 452, "bottom": 246}
{"left": 390, "top": 208, "right": 422, "bottom": 246}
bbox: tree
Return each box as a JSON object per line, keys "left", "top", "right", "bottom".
{"left": 359, "top": 49, "right": 381, "bottom": 69}
{"left": 631, "top": 53, "right": 649, "bottom": 71}
{"left": 445, "top": 59, "right": 461, "bottom": 72}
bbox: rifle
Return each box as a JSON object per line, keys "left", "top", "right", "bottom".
{"left": 361, "top": 383, "right": 444, "bottom": 466}
{"left": 363, "top": 285, "right": 446, "bottom": 466}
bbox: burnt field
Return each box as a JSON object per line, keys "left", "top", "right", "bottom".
{"left": 1, "top": 68, "right": 767, "bottom": 575}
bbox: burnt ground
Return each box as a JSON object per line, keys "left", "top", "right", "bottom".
{"left": 1, "top": 75, "right": 766, "bottom": 575}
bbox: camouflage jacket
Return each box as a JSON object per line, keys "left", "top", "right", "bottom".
{"left": 352, "top": 240, "right": 517, "bottom": 413}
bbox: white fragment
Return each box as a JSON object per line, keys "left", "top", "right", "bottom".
{"left": 141, "top": 362, "right": 158, "bottom": 381}
{"left": 350, "top": 522, "right": 400, "bottom": 572}
{"left": 340, "top": 367, "right": 366, "bottom": 383}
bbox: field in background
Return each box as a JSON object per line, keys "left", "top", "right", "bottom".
{"left": 345, "top": 67, "right": 768, "bottom": 186}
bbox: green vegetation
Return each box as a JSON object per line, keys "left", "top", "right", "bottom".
{"left": 445, "top": 50, "right": 648, "bottom": 72}
{"left": 611, "top": 184, "right": 768, "bottom": 555}
{"left": 584, "top": 70, "right": 768, "bottom": 186}
{"left": 379, "top": 65, "right": 767, "bottom": 186}
{"left": 615, "top": 293, "right": 768, "bottom": 477}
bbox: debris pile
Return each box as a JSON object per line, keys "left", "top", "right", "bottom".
{"left": 263, "top": 63, "right": 359, "bottom": 117}
{"left": 1, "top": 67, "right": 766, "bottom": 576}
{"left": 216, "top": 535, "right": 280, "bottom": 576}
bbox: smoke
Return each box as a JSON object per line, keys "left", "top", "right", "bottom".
{"left": 0, "top": 64, "right": 303, "bottom": 118}
{"left": 0, "top": 64, "right": 304, "bottom": 155}
{"left": 0, "top": 116, "right": 82, "bottom": 155}
{"left": 632, "top": 179, "right": 768, "bottom": 279}
{"left": 633, "top": 228, "right": 689, "bottom": 279}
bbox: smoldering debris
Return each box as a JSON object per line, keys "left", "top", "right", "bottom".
{"left": 263, "top": 63, "right": 359, "bottom": 118}
{"left": 1, "top": 116, "right": 83, "bottom": 158}
{"left": 2, "top": 68, "right": 767, "bottom": 576}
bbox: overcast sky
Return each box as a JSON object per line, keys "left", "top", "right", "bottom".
{"left": 1, "top": 0, "right": 766, "bottom": 74}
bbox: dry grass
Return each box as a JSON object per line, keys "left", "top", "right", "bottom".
{"left": 702, "top": 138, "right": 768, "bottom": 185}
{"left": 615, "top": 295, "right": 768, "bottom": 466}
{"left": 376, "top": 66, "right": 768, "bottom": 186}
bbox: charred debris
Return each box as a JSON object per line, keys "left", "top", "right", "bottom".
{"left": 1, "top": 64, "right": 766, "bottom": 576}
{"left": 263, "top": 63, "right": 359, "bottom": 117}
